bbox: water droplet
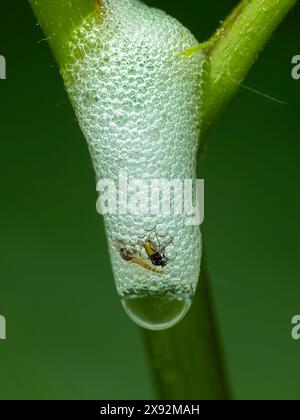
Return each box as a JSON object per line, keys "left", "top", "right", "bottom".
{"left": 121, "top": 294, "right": 192, "bottom": 331}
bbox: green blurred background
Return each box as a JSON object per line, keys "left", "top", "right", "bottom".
{"left": 0, "top": 0, "right": 299, "bottom": 400}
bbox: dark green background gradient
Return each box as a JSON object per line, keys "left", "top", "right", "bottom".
{"left": 0, "top": 0, "right": 299, "bottom": 400}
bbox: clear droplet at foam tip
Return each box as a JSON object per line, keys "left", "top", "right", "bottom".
{"left": 121, "top": 293, "right": 192, "bottom": 331}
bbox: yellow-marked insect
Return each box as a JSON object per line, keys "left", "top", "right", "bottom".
{"left": 116, "top": 241, "right": 162, "bottom": 275}
{"left": 141, "top": 231, "right": 174, "bottom": 268}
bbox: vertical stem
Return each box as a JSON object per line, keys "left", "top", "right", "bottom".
{"left": 143, "top": 259, "right": 230, "bottom": 400}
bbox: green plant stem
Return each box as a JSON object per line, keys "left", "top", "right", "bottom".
{"left": 143, "top": 259, "right": 230, "bottom": 400}
{"left": 203, "top": 0, "right": 297, "bottom": 129}
{"left": 27, "top": 0, "right": 102, "bottom": 66}
{"left": 27, "top": 0, "right": 297, "bottom": 400}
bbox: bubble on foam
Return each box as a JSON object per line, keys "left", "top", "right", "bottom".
{"left": 62, "top": 0, "right": 204, "bottom": 299}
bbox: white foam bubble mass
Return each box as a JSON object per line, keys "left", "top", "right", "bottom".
{"left": 62, "top": 0, "right": 205, "bottom": 330}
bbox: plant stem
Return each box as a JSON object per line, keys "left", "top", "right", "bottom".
{"left": 27, "top": 0, "right": 297, "bottom": 400}
{"left": 143, "top": 258, "right": 230, "bottom": 400}
{"left": 203, "top": 0, "right": 297, "bottom": 129}
{"left": 27, "top": 0, "right": 102, "bottom": 66}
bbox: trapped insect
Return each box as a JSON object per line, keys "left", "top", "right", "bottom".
{"left": 140, "top": 231, "right": 173, "bottom": 268}
{"left": 116, "top": 241, "right": 162, "bottom": 274}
